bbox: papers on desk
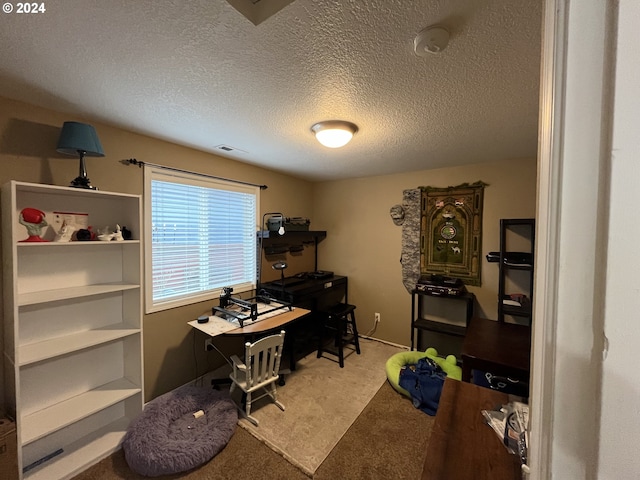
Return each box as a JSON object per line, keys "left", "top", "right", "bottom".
{"left": 482, "top": 401, "right": 529, "bottom": 467}
{"left": 189, "top": 301, "right": 293, "bottom": 337}
{"left": 188, "top": 316, "right": 240, "bottom": 337}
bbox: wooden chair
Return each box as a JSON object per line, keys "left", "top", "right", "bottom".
{"left": 317, "top": 303, "right": 361, "bottom": 368}
{"left": 229, "top": 330, "right": 286, "bottom": 426}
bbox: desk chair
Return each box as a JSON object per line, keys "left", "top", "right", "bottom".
{"left": 229, "top": 330, "right": 286, "bottom": 426}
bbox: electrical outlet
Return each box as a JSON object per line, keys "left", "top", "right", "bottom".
{"left": 375, "top": 312, "right": 381, "bottom": 324}
{"left": 204, "top": 339, "right": 214, "bottom": 352}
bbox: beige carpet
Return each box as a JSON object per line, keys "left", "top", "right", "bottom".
{"left": 234, "top": 337, "right": 403, "bottom": 476}
{"left": 314, "top": 380, "right": 434, "bottom": 479}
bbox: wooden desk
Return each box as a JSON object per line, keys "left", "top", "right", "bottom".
{"left": 422, "top": 378, "right": 522, "bottom": 480}
{"left": 189, "top": 306, "right": 311, "bottom": 372}
{"left": 461, "top": 317, "right": 531, "bottom": 384}
{"left": 189, "top": 306, "right": 311, "bottom": 337}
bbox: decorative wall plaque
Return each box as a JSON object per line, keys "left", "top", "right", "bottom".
{"left": 420, "top": 182, "right": 486, "bottom": 286}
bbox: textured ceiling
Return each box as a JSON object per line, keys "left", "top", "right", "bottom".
{"left": 0, "top": 0, "right": 542, "bottom": 181}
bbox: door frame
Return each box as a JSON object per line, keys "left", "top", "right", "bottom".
{"left": 531, "top": 0, "right": 613, "bottom": 477}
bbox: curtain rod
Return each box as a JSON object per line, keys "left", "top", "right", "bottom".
{"left": 120, "top": 158, "right": 268, "bottom": 190}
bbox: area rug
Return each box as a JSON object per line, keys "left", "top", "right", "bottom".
{"left": 70, "top": 375, "right": 432, "bottom": 480}
{"left": 236, "top": 337, "right": 403, "bottom": 476}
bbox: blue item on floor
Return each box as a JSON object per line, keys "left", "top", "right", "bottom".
{"left": 398, "top": 357, "right": 447, "bottom": 415}
{"left": 385, "top": 347, "right": 461, "bottom": 398}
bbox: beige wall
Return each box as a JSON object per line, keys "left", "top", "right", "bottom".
{"left": 0, "top": 96, "right": 314, "bottom": 401}
{"left": 0, "top": 95, "right": 537, "bottom": 403}
{"left": 311, "top": 158, "right": 537, "bottom": 347}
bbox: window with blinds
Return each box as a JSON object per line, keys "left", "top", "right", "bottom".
{"left": 144, "top": 166, "right": 259, "bottom": 313}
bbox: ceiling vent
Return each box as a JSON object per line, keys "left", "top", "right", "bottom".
{"left": 214, "top": 144, "right": 248, "bottom": 155}
{"left": 226, "top": 0, "right": 296, "bottom": 25}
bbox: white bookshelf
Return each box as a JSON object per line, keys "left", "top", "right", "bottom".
{"left": 1, "top": 181, "right": 143, "bottom": 480}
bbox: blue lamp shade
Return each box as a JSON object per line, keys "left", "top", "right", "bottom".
{"left": 56, "top": 121, "right": 104, "bottom": 156}
{"left": 56, "top": 121, "right": 105, "bottom": 189}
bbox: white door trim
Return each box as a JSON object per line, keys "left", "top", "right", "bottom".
{"left": 531, "top": 1, "right": 613, "bottom": 478}
{"left": 528, "top": 1, "right": 566, "bottom": 477}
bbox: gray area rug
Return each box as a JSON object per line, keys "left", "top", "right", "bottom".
{"left": 235, "top": 338, "right": 403, "bottom": 476}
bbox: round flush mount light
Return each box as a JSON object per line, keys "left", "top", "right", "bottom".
{"left": 311, "top": 120, "right": 358, "bottom": 148}
{"left": 414, "top": 25, "right": 450, "bottom": 56}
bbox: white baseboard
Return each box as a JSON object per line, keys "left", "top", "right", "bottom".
{"left": 358, "top": 335, "right": 409, "bottom": 350}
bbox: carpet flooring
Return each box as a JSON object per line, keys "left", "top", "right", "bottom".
{"left": 237, "top": 337, "right": 402, "bottom": 475}
{"left": 73, "top": 339, "right": 436, "bottom": 479}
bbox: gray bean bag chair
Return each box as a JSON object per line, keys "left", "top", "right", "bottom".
{"left": 123, "top": 385, "right": 237, "bottom": 476}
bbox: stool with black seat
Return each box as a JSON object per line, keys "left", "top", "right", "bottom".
{"left": 317, "top": 303, "right": 361, "bottom": 367}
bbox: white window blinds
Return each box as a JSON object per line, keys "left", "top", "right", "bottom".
{"left": 144, "top": 166, "right": 259, "bottom": 313}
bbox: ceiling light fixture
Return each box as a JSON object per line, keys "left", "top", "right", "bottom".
{"left": 311, "top": 120, "right": 358, "bottom": 148}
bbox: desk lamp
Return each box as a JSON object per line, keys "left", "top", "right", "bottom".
{"left": 272, "top": 261, "right": 288, "bottom": 299}
{"left": 56, "top": 121, "right": 105, "bottom": 190}
{"left": 272, "top": 261, "right": 288, "bottom": 285}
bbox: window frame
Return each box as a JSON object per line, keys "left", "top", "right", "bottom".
{"left": 143, "top": 165, "right": 260, "bottom": 313}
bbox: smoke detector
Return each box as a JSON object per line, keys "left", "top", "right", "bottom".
{"left": 414, "top": 26, "right": 450, "bottom": 56}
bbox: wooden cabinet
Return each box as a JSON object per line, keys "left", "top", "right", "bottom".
{"left": 1, "top": 181, "right": 143, "bottom": 480}
{"left": 410, "top": 290, "right": 474, "bottom": 355}
{"left": 496, "top": 219, "right": 535, "bottom": 324}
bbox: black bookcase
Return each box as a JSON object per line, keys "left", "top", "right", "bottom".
{"left": 496, "top": 218, "right": 535, "bottom": 324}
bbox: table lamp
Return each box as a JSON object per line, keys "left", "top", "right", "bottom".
{"left": 56, "top": 121, "right": 105, "bottom": 190}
